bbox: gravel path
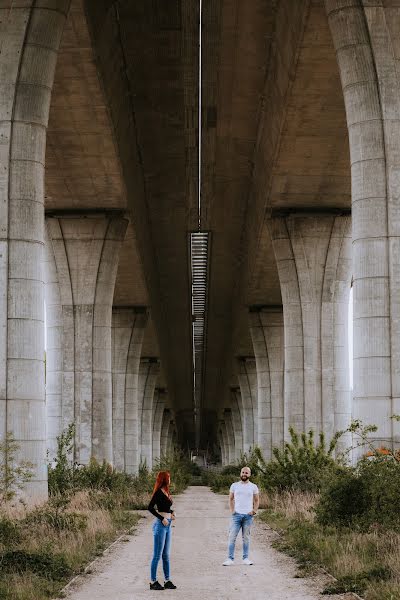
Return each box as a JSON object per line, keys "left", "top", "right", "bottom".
{"left": 62, "top": 486, "right": 349, "bottom": 600}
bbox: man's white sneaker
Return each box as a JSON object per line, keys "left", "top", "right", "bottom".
{"left": 223, "top": 559, "right": 234, "bottom": 566}
{"left": 242, "top": 558, "right": 253, "bottom": 565}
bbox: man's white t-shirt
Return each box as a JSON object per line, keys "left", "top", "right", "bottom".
{"left": 230, "top": 481, "right": 259, "bottom": 514}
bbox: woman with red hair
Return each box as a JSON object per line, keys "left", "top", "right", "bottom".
{"left": 148, "top": 471, "right": 177, "bottom": 590}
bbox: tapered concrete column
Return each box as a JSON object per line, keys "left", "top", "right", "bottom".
{"left": 325, "top": 1, "right": 400, "bottom": 448}
{"left": 45, "top": 215, "right": 128, "bottom": 465}
{"left": 269, "top": 214, "right": 352, "bottom": 441}
{"left": 111, "top": 307, "right": 148, "bottom": 473}
{"left": 44, "top": 229, "right": 64, "bottom": 460}
{"left": 167, "top": 423, "right": 177, "bottom": 455}
{"left": 0, "top": 2, "right": 70, "bottom": 502}
{"left": 138, "top": 358, "right": 160, "bottom": 468}
{"left": 152, "top": 388, "right": 166, "bottom": 464}
{"left": 224, "top": 409, "right": 236, "bottom": 464}
{"left": 249, "top": 307, "right": 284, "bottom": 459}
{"left": 237, "top": 358, "right": 258, "bottom": 452}
{"left": 222, "top": 422, "right": 230, "bottom": 465}
{"left": 218, "top": 427, "right": 226, "bottom": 465}
{"left": 230, "top": 388, "right": 244, "bottom": 460}
{"left": 160, "top": 409, "right": 172, "bottom": 456}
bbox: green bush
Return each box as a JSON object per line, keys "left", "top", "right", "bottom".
{"left": 317, "top": 456, "right": 400, "bottom": 531}
{"left": 261, "top": 428, "right": 342, "bottom": 493}
{"left": 0, "top": 550, "right": 72, "bottom": 580}
{"left": 0, "top": 518, "right": 21, "bottom": 548}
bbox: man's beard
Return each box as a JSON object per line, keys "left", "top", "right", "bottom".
{"left": 241, "top": 475, "right": 249, "bottom": 481}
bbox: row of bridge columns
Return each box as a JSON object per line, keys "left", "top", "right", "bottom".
{"left": 219, "top": 213, "right": 354, "bottom": 464}
{"left": 44, "top": 215, "right": 177, "bottom": 483}
{"left": 2, "top": 0, "right": 400, "bottom": 497}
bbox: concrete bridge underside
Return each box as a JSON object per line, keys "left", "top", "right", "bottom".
{"left": 0, "top": 0, "right": 399, "bottom": 500}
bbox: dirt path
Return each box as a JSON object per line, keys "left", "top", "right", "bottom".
{"left": 63, "top": 486, "right": 347, "bottom": 600}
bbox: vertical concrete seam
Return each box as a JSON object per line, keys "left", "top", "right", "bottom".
{"left": 124, "top": 313, "right": 136, "bottom": 471}
{"left": 258, "top": 311, "right": 272, "bottom": 446}
{"left": 284, "top": 217, "right": 305, "bottom": 430}
{"left": 320, "top": 217, "right": 336, "bottom": 434}
{"left": 370, "top": 6, "right": 395, "bottom": 442}
{"left": 91, "top": 217, "right": 112, "bottom": 459}
{"left": 56, "top": 219, "right": 76, "bottom": 453}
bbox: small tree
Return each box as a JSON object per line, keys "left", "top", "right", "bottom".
{"left": 48, "top": 423, "right": 76, "bottom": 495}
{"left": 262, "top": 427, "right": 343, "bottom": 492}
{"left": 0, "top": 431, "right": 34, "bottom": 503}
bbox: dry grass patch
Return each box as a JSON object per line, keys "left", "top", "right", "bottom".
{"left": 0, "top": 491, "right": 141, "bottom": 600}
{"left": 259, "top": 491, "right": 400, "bottom": 599}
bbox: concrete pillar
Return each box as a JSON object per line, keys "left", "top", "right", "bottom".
{"left": 218, "top": 427, "right": 226, "bottom": 465}
{"left": 268, "top": 214, "right": 352, "bottom": 441}
{"left": 44, "top": 228, "right": 64, "bottom": 461}
{"left": 45, "top": 214, "right": 128, "bottom": 465}
{"left": 249, "top": 307, "right": 284, "bottom": 459}
{"left": 0, "top": 2, "right": 70, "bottom": 502}
{"left": 160, "top": 408, "right": 172, "bottom": 456}
{"left": 237, "top": 358, "right": 258, "bottom": 453}
{"left": 167, "top": 422, "right": 177, "bottom": 455}
{"left": 325, "top": 1, "right": 400, "bottom": 448}
{"left": 138, "top": 358, "right": 160, "bottom": 469}
{"left": 230, "top": 388, "right": 244, "bottom": 460}
{"left": 224, "top": 409, "right": 236, "bottom": 465}
{"left": 111, "top": 307, "right": 148, "bottom": 473}
{"left": 152, "top": 388, "right": 166, "bottom": 464}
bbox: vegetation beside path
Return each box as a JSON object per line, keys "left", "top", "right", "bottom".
{"left": 0, "top": 426, "right": 197, "bottom": 600}
{"left": 205, "top": 421, "right": 400, "bottom": 600}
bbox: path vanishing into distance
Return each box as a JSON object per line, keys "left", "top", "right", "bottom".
{"left": 63, "top": 487, "right": 350, "bottom": 600}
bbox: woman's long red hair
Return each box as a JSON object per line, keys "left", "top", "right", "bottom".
{"left": 153, "top": 471, "right": 171, "bottom": 498}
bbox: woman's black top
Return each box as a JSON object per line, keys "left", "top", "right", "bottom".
{"left": 148, "top": 488, "right": 173, "bottom": 521}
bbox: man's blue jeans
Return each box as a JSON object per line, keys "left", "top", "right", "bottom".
{"left": 228, "top": 513, "right": 253, "bottom": 560}
{"left": 151, "top": 518, "right": 172, "bottom": 582}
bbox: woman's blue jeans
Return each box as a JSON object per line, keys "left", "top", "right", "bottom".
{"left": 151, "top": 518, "right": 172, "bottom": 582}
{"left": 228, "top": 513, "right": 253, "bottom": 560}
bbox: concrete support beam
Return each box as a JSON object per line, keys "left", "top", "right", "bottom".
{"left": 224, "top": 409, "right": 236, "bottom": 465}
{"left": 111, "top": 307, "right": 148, "bottom": 473}
{"left": 230, "top": 388, "right": 244, "bottom": 460}
{"left": 325, "top": 1, "right": 400, "bottom": 448}
{"left": 0, "top": 3, "right": 70, "bottom": 502}
{"left": 237, "top": 358, "right": 258, "bottom": 453}
{"left": 160, "top": 409, "right": 172, "bottom": 457}
{"left": 249, "top": 307, "right": 284, "bottom": 459}
{"left": 45, "top": 215, "right": 128, "bottom": 465}
{"left": 218, "top": 427, "right": 226, "bottom": 465}
{"left": 138, "top": 358, "right": 160, "bottom": 469}
{"left": 152, "top": 388, "right": 167, "bottom": 464}
{"left": 268, "top": 214, "right": 352, "bottom": 441}
{"left": 167, "top": 422, "right": 177, "bottom": 455}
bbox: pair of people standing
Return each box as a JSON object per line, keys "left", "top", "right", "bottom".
{"left": 147, "top": 466, "right": 259, "bottom": 590}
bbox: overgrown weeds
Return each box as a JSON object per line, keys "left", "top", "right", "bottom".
{"left": 0, "top": 425, "right": 195, "bottom": 600}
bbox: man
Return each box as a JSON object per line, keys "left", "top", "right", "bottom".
{"left": 223, "top": 466, "right": 259, "bottom": 566}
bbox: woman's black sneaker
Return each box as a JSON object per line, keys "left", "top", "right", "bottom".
{"left": 150, "top": 581, "right": 164, "bottom": 590}
{"left": 164, "top": 581, "right": 177, "bottom": 589}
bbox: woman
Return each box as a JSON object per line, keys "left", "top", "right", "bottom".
{"left": 148, "top": 471, "right": 177, "bottom": 590}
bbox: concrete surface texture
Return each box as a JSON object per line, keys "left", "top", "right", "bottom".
{"left": 112, "top": 308, "right": 148, "bottom": 473}
{"left": 249, "top": 308, "right": 285, "bottom": 460}
{"left": 269, "top": 214, "right": 352, "bottom": 442}
{"left": 63, "top": 486, "right": 346, "bottom": 600}
{"left": 138, "top": 359, "right": 161, "bottom": 470}
{"left": 45, "top": 215, "right": 128, "bottom": 465}
{"left": 325, "top": 0, "right": 400, "bottom": 448}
